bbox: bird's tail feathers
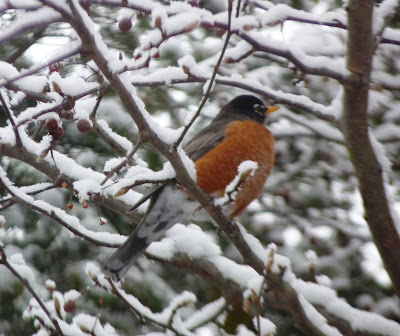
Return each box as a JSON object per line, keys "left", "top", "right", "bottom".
{"left": 103, "top": 234, "right": 149, "bottom": 282}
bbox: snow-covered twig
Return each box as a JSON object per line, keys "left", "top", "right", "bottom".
{"left": 87, "top": 263, "right": 198, "bottom": 335}
{"left": 0, "top": 170, "right": 124, "bottom": 247}
{"left": 0, "top": 43, "right": 81, "bottom": 89}
{"left": 0, "top": 246, "right": 64, "bottom": 336}
{"left": 0, "top": 182, "right": 56, "bottom": 211}
{"left": 101, "top": 136, "right": 142, "bottom": 186}
{"left": 0, "top": 91, "right": 22, "bottom": 148}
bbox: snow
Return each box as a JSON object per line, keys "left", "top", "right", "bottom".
{"left": 45, "top": 279, "right": 56, "bottom": 290}
{"left": 0, "top": 6, "right": 61, "bottom": 46}
{"left": 221, "top": 160, "right": 258, "bottom": 202}
{"left": 293, "top": 279, "right": 400, "bottom": 335}
{"left": 8, "top": 253, "right": 36, "bottom": 283}
{"left": 0, "top": 61, "right": 48, "bottom": 93}
{"left": 73, "top": 313, "right": 119, "bottom": 336}
{"left": 115, "top": 160, "right": 176, "bottom": 192}
{"left": 103, "top": 157, "right": 125, "bottom": 173}
{"left": 151, "top": 7, "right": 168, "bottom": 30}
{"left": 139, "top": 28, "right": 163, "bottom": 51}
{"left": 178, "top": 146, "right": 197, "bottom": 180}
{"left": 130, "top": 66, "right": 188, "bottom": 86}
{"left": 131, "top": 92, "right": 184, "bottom": 144}
{"left": 163, "top": 12, "right": 201, "bottom": 36}
{"left": 224, "top": 40, "right": 253, "bottom": 63}
{"left": 298, "top": 295, "right": 343, "bottom": 336}
{"left": 96, "top": 119, "right": 133, "bottom": 154}
{"left": 178, "top": 55, "right": 210, "bottom": 78}
{"left": 183, "top": 297, "right": 225, "bottom": 330}
{"left": 49, "top": 70, "right": 97, "bottom": 97}
{"left": 361, "top": 242, "right": 391, "bottom": 286}
{"left": 86, "top": 263, "right": 197, "bottom": 329}
{"left": 255, "top": 317, "right": 276, "bottom": 336}
{"left": 149, "top": 224, "right": 221, "bottom": 260}
{"left": 118, "top": 7, "right": 137, "bottom": 25}
{"left": 373, "top": 0, "right": 400, "bottom": 34}
{"left": 73, "top": 179, "right": 104, "bottom": 202}
{"left": 212, "top": 257, "right": 259, "bottom": 289}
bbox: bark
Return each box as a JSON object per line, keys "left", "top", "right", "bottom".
{"left": 342, "top": 0, "right": 400, "bottom": 295}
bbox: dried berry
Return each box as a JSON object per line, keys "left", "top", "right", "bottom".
{"left": 67, "top": 203, "right": 74, "bottom": 210}
{"left": 76, "top": 119, "right": 91, "bottom": 133}
{"left": 46, "top": 118, "right": 58, "bottom": 132}
{"left": 118, "top": 17, "right": 132, "bottom": 32}
{"left": 52, "top": 127, "right": 64, "bottom": 140}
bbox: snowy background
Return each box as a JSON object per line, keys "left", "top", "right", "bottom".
{"left": 1, "top": 0, "right": 400, "bottom": 335}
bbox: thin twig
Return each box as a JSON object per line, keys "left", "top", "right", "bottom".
{"left": 235, "top": 0, "right": 242, "bottom": 17}
{"left": 100, "top": 136, "right": 142, "bottom": 186}
{"left": 89, "top": 91, "right": 104, "bottom": 118}
{"left": 0, "top": 246, "right": 64, "bottom": 336}
{"left": 0, "top": 91, "right": 22, "bottom": 148}
{"left": 173, "top": 0, "right": 234, "bottom": 148}
{"left": 0, "top": 183, "right": 57, "bottom": 210}
{"left": 0, "top": 44, "right": 81, "bottom": 88}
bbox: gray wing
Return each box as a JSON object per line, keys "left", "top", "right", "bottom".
{"left": 127, "top": 183, "right": 167, "bottom": 212}
{"left": 184, "top": 119, "right": 229, "bottom": 161}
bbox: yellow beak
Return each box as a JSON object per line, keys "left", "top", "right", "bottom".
{"left": 265, "top": 106, "right": 279, "bottom": 115}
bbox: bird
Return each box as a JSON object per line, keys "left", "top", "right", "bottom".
{"left": 103, "top": 95, "right": 278, "bottom": 281}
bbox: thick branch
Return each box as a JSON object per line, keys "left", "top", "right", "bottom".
{"left": 341, "top": 0, "right": 400, "bottom": 296}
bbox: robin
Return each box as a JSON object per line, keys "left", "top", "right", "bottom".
{"left": 103, "top": 95, "right": 278, "bottom": 281}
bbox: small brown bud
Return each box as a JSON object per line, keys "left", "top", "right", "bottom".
{"left": 184, "top": 20, "right": 199, "bottom": 33}
{"left": 154, "top": 16, "right": 162, "bottom": 30}
{"left": 49, "top": 63, "right": 60, "bottom": 73}
{"left": 114, "top": 187, "right": 129, "bottom": 197}
{"left": 63, "top": 300, "right": 76, "bottom": 313}
{"left": 37, "top": 149, "right": 50, "bottom": 162}
{"left": 52, "top": 81, "right": 62, "bottom": 95}
{"left": 45, "top": 281, "right": 56, "bottom": 292}
{"left": 61, "top": 96, "right": 75, "bottom": 111}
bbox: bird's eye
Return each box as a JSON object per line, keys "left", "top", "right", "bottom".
{"left": 253, "top": 103, "right": 265, "bottom": 114}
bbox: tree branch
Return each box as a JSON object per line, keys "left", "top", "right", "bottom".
{"left": 341, "top": 0, "right": 400, "bottom": 296}
{"left": 0, "top": 246, "right": 64, "bottom": 336}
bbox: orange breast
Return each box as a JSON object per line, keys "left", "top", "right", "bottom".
{"left": 194, "top": 120, "right": 274, "bottom": 217}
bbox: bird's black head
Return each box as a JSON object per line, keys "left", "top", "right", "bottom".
{"left": 218, "top": 95, "right": 278, "bottom": 123}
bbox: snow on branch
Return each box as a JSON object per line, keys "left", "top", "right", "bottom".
{"left": 86, "top": 262, "right": 201, "bottom": 335}
{"left": 0, "top": 6, "right": 62, "bottom": 46}
{"left": 0, "top": 165, "right": 125, "bottom": 247}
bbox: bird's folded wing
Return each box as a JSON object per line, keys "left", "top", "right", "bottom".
{"left": 184, "top": 119, "right": 229, "bottom": 161}
{"left": 127, "top": 183, "right": 168, "bottom": 212}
